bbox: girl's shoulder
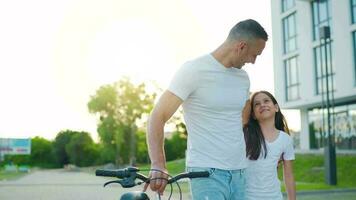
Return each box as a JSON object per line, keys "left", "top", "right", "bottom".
{"left": 278, "top": 131, "right": 293, "bottom": 143}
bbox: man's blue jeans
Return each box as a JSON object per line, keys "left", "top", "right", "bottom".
{"left": 187, "top": 167, "right": 246, "bottom": 200}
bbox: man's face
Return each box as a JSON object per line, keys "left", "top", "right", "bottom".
{"left": 234, "top": 38, "right": 266, "bottom": 68}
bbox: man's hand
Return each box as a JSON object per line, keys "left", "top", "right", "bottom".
{"left": 143, "top": 166, "right": 169, "bottom": 195}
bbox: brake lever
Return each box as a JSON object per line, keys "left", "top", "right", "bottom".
{"left": 103, "top": 180, "right": 122, "bottom": 187}
{"left": 103, "top": 177, "right": 137, "bottom": 188}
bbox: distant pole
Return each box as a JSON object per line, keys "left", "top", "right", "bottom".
{"left": 319, "top": 26, "right": 337, "bottom": 185}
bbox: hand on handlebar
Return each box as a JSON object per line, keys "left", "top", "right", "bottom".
{"left": 143, "top": 166, "right": 169, "bottom": 195}
{"left": 96, "top": 166, "right": 210, "bottom": 199}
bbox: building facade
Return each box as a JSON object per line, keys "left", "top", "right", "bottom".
{"left": 271, "top": 0, "right": 356, "bottom": 150}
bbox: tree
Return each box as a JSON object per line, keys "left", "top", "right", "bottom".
{"left": 136, "top": 130, "right": 149, "bottom": 164}
{"left": 53, "top": 130, "right": 77, "bottom": 167}
{"left": 65, "top": 132, "right": 98, "bottom": 167}
{"left": 88, "top": 77, "right": 155, "bottom": 165}
{"left": 30, "top": 136, "right": 56, "bottom": 167}
{"left": 164, "top": 132, "right": 187, "bottom": 161}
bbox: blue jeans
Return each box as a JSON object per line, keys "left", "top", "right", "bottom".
{"left": 187, "top": 167, "right": 246, "bottom": 200}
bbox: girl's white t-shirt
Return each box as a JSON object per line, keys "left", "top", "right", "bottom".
{"left": 245, "top": 131, "right": 295, "bottom": 200}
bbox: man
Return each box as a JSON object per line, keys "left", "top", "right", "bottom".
{"left": 146, "top": 19, "right": 268, "bottom": 199}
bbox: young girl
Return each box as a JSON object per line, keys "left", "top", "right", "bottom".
{"left": 243, "top": 91, "right": 296, "bottom": 200}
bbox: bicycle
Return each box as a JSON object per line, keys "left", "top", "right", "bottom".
{"left": 95, "top": 166, "right": 209, "bottom": 200}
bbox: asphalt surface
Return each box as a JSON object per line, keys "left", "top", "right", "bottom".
{"left": 1, "top": 169, "right": 355, "bottom": 200}
{"left": 0, "top": 169, "right": 188, "bottom": 200}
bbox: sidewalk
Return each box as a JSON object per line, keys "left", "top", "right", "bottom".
{"left": 284, "top": 188, "right": 356, "bottom": 200}
{"left": 295, "top": 149, "right": 356, "bottom": 155}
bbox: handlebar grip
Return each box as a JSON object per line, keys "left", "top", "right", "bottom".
{"left": 167, "top": 171, "right": 210, "bottom": 183}
{"left": 188, "top": 171, "right": 210, "bottom": 178}
{"left": 95, "top": 169, "right": 127, "bottom": 178}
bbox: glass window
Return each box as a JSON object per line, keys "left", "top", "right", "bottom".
{"left": 282, "top": 0, "right": 295, "bottom": 12}
{"left": 351, "top": 0, "right": 356, "bottom": 23}
{"left": 312, "top": 0, "right": 332, "bottom": 40}
{"left": 283, "top": 13, "right": 297, "bottom": 54}
{"left": 353, "top": 32, "right": 356, "bottom": 85}
{"left": 314, "top": 42, "right": 335, "bottom": 95}
{"left": 308, "top": 102, "right": 356, "bottom": 150}
{"left": 285, "top": 56, "right": 299, "bottom": 101}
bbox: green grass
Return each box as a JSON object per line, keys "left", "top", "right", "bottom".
{"left": 137, "top": 158, "right": 185, "bottom": 175}
{"left": 0, "top": 170, "right": 27, "bottom": 181}
{"left": 278, "top": 154, "right": 356, "bottom": 191}
{"left": 139, "top": 154, "right": 356, "bottom": 192}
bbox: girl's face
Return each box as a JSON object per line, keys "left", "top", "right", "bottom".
{"left": 252, "top": 92, "right": 279, "bottom": 121}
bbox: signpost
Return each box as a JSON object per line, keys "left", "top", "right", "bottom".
{"left": 0, "top": 138, "right": 31, "bottom": 161}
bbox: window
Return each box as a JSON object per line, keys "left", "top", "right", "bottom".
{"left": 353, "top": 32, "right": 356, "bottom": 85}
{"left": 308, "top": 103, "right": 356, "bottom": 150}
{"left": 285, "top": 57, "right": 299, "bottom": 101}
{"left": 283, "top": 13, "right": 297, "bottom": 54}
{"left": 314, "top": 42, "right": 335, "bottom": 95}
{"left": 312, "top": 0, "right": 332, "bottom": 40}
{"left": 282, "top": 0, "right": 295, "bottom": 13}
{"left": 351, "top": 0, "right": 356, "bottom": 23}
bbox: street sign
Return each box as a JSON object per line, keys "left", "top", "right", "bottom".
{"left": 0, "top": 138, "right": 31, "bottom": 155}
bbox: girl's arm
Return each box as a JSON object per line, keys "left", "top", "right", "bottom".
{"left": 283, "top": 160, "right": 296, "bottom": 200}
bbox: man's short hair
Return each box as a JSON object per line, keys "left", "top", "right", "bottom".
{"left": 227, "top": 19, "right": 268, "bottom": 42}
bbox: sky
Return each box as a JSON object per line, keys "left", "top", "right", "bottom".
{"left": 0, "top": 0, "right": 300, "bottom": 141}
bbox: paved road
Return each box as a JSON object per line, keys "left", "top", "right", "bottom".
{"left": 0, "top": 169, "right": 188, "bottom": 200}
{"left": 1, "top": 169, "right": 355, "bottom": 200}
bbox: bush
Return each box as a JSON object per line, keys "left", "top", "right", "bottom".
{"left": 165, "top": 132, "right": 187, "bottom": 161}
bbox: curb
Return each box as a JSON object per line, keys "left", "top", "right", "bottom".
{"left": 283, "top": 188, "right": 356, "bottom": 196}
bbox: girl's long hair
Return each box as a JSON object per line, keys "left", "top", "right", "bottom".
{"left": 243, "top": 91, "right": 290, "bottom": 160}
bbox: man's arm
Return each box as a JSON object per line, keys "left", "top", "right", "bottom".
{"left": 283, "top": 160, "right": 296, "bottom": 200}
{"left": 242, "top": 99, "right": 251, "bottom": 126}
{"left": 146, "top": 90, "right": 183, "bottom": 194}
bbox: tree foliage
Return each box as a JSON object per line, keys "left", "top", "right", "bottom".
{"left": 164, "top": 132, "right": 187, "bottom": 161}
{"left": 136, "top": 130, "right": 149, "bottom": 164}
{"left": 53, "top": 130, "right": 98, "bottom": 167}
{"left": 53, "top": 130, "right": 76, "bottom": 167}
{"left": 65, "top": 132, "right": 98, "bottom": 167}
{"left": 30, "top": 136, "right": 56, "bottom": 167}
{"left": 88, "top": 77, "right": 156, "bottom": 165}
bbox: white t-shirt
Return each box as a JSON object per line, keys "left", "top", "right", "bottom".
{"left": 245, "top": 131, "right": 295, "bottom": 200}
{"left": 168, "top": 54, "right": 250, "bottom": 170}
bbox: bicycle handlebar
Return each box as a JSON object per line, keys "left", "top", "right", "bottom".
{"left": 95, "top": 167, "right": 209, "bottom": 185}
{"left": 95, "top": 167, "right": 139, "bottom": 178}
{"left": 96, "top": 167, "right": 210, "bottom": 200}
{"left": 167, "top": 171, "right": 209, "bottom": 183}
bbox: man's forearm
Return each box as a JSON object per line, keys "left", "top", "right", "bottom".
{"left": 147, "top": 115, "right": 166, "bottom": 169}
{"left": 146, "top": 90, "right": 183, "bottom": 169}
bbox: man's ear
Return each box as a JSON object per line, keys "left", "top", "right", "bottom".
{"left": 237, "top": 41, "right": 247, "bottom": 50}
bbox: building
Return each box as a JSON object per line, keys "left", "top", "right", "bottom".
{"left": 271, "top": 0, "right": 356, "bottom": 150}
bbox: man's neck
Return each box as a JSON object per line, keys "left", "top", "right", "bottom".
{"left": 211, "top": 43, "right": 235, "bottom": 68}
